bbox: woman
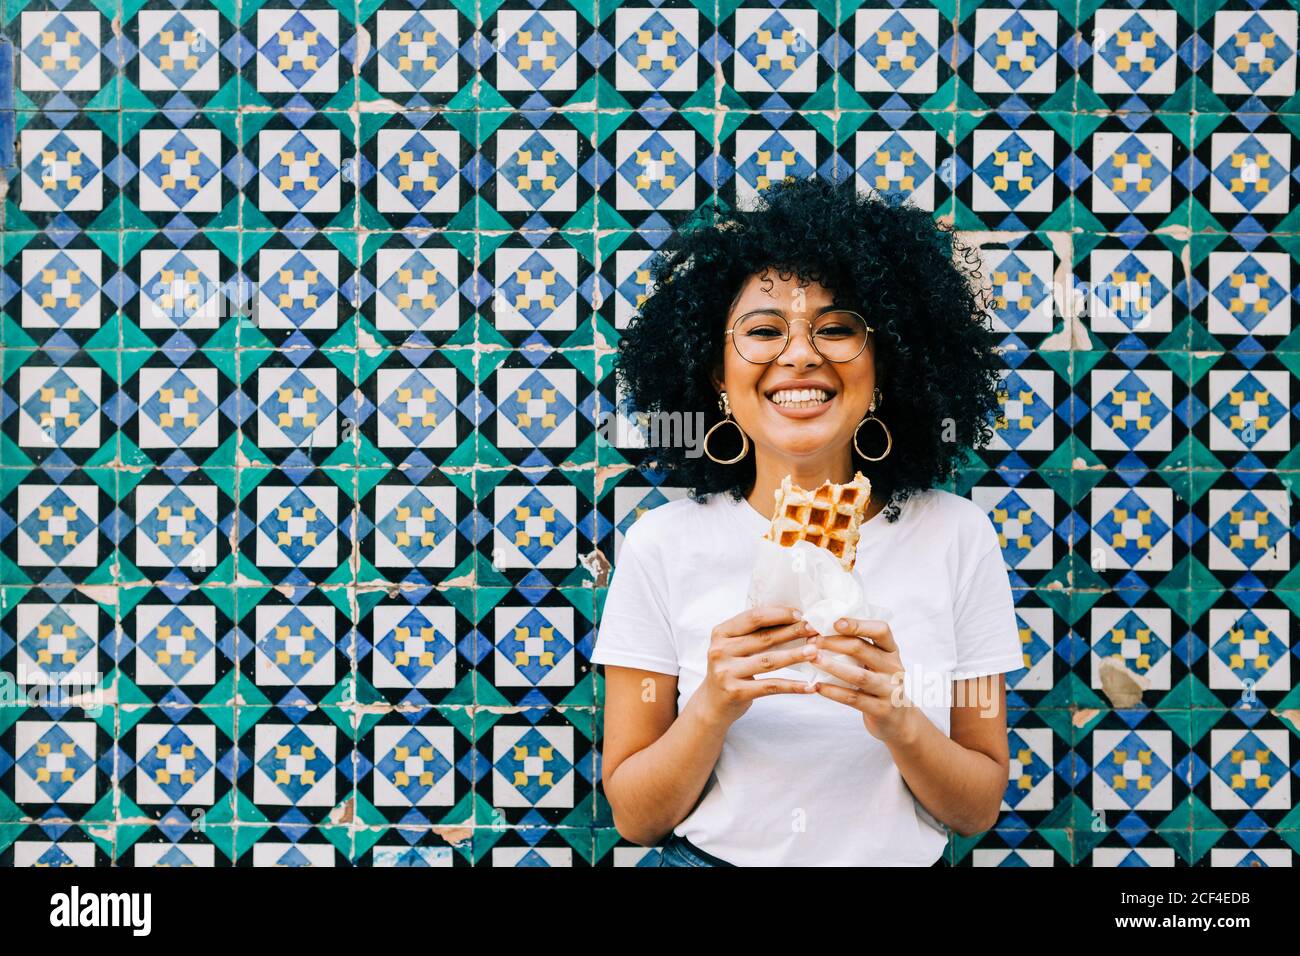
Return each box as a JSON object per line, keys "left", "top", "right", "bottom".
{"left": 591, "top": 176, "right": 1024, "bottom": 867}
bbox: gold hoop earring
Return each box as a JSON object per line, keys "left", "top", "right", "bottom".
{"left": 853, "top": 414, "right": 892, "bottom": 462}
{"left": 703, "top": 392, "right": 749, "bottom": 465}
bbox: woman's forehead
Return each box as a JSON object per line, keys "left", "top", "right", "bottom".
{"left": 732, "top": 271, "right": 836, "bottom": 307}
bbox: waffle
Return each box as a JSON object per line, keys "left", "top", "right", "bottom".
{"left": 763, "top": 472, "right": 872, "bottom": 572}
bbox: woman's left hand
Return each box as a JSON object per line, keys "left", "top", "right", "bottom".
{"left": 809, "top": 618, "right": 920, "bottom": 744}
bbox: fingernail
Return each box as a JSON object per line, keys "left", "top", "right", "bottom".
{"left": 835, "top": 618, "right": 849, "bottom": 630}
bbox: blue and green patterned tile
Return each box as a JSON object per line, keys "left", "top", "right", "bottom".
{"left": 596, "top": 0, "right": 719, "bottom": 111}
{"left": 358, "top": 230, "right": 477, "bottom": 350}
{"left": 1190, "top": 109, "right": 1298, "bottom": 239}
{"left": 952, "top": 108, "right": 1073, "bottom": 232}
{"left": 476, "top": 108, "right": 595, "bottom": 232}
{"left": 717, "top": 0, "right": 836, "bottom": 112}
{"left": 124, "top": 0, "right": 240, "bottom": 112}
{"left": 476, "top": 583, "right": 595, "bottom": 707}
{"left": 475, "top": 0, "right": 599, "bottom": 112}
{"left": 9, "top": 110, "right": 121, "bottom": 230}
{"left": 955, "top": 0, "right": 1079, "bottom": 115}
{"left": 597, "top": 103, "right": 716, "bottom": 232}
{"left": 6, "top": 0, "right": 123, "bottom": 111}
{"left": 236, "top": 0, "right": 359, "bottom": 112}
{"left": 1077, "top": 0, "right": 1196, "bottom": 115}
{"left": 1193, "top": 0, "right": 1298, "bottom": 115}
{"left": 359, "top": 0, "right": 475, "bottom": 110}
{"left": 834, "top": 109, "right": 954, "bottom": 219}
{"left": 835, "top": 0, "right": 955, "bottom": 113}
{"left": 477, "top": 229, "right": 597, "bottom": 349}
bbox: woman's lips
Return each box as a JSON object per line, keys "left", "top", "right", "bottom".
{"left": 764, "top": 392, "right": 835, "bottom": 419}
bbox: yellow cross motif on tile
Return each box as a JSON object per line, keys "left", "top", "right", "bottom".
{"left": 277, "top": 267, "right": 319, "bottom": 310}
{"left": 991, "top": 270, "right": 1034, "bottom": 311}
{"left": 874, "top": 28, "right": 919, "bottom": 71}
{"left": 37, "top": 504, "right": 80, "bottom": 547}
{"left": 40, "top": 266, "right": 83, "bottom": 310}
{"left": 1232, "top": 30, "right": 1278, "bottom": 77}
{"left": 278, "top": 148, "right": 322, "bottom": 193}
{"left": 1110, "top": 747, "right": 1153, "bottom": 791}
{"left": 1228, "top": 150, "right": 1271, "bottom": 194}
{"left": 1113, "top": 30, "right": 1157, "bottom": 73}
{"left": 514, "top": 387, "right": 557, "bottom": 429}
{"left": 38, "top": 384, "right": 82, "bottom": 431}
{"left": 1227, "top": 508, "right": 1271, "bottom": 551}
{"left": 873, "top": 148, "right": 916, "bottom": 192}
{"left": 1229, "top": 747, "right": 1272, "bottom": 791}
{"left": 513, "top": 623, "right": 556, "bottom": 668}
{"left": 1226, "top": 269, "right": 1274, "bottom": 315}
{"left": 35, "top": 623, "right": 81, "bottom": 666}
{"left": 154, "top": 624, "right": 198, "bottom": 666}
{"left": 1226, "top": 622, "right": 1272, "bottom": 672}
{"left": 755, "top": 28, "right": 798, "bottom": 71}
{"left": 397, "top": 30, "right": 441, "bottom": 72}
{"left": 273, "top": 743, "right": 318, "bottom": 785}
{"left": 514, "top": 505, "right": 556, "bottom": 548}
{"left": 1227, "top": 388, "right": 1272, "bottom": 434}
{"left": 511, "top": 743, "right": 555, "bottom": 788}
{"left": 756, "top": 148, "right": 797, "bottom": 190}
{"left": 1109, "top": 388, "right": 1154, "bottom": 432}
{"left": 1109, "top": 625, "right": 1153, "bottom": 672}
{"left": 157, "top": 30, "right": 201, "bottom": 72}
{"left": 158, "top": 268, "right": 200, "bottom": 312}
{"left": 394, "top": 505, "right": 440, "bottom": 548}
{"left": 277, "top": 29, "right": 319, "bottom": 71}
{"left": 995, "top": 389, "right": 1035, "bottom": 431}
{"left": 274, "top": 623, "right": 317, "bottom": 666}
{"left": 397, "top": 266, "right": 441, "bottom": 309}
{"left": 34, "top": 741, "right": 78, "bottom": 784}
{"left": 993, "top": 506, "right": 1034, "bottom": 549}
{"left": 515, "top": 29, "right": 558, "bottom": 72}
{"left": 992, "top": 149, "right": 1035, "bottom": 192}
{"left": 393, "top": 625, "right": 437, "bottom": 667}
{"left": 160, "top": 148, "right": 202, "bottom": 191}
{"left": 398, "top": 149, "right": 443, "bottom": 192}
{"left": 514, "top": 148, "right": 559, "bottom": 192}
{"left": 635, "top": 27, "right": 678, "bottom": 71}
{"left": 393, "top": 744, "right": 436, "bottom": 787}
{"left": 276, "top": 505, "right": 319, "bottom": 547}
{"left": 1109, "top": 506, "right": 1153, "bottom": 550}
{"left": 157, "top": 386, "right": 201, "bottom": 429}
{"left": 634, "top": 147, "right": 677, "bottom": 191}
{"left": 41, "top": 148, "right": 82, "bottom": 192}
{"left": 1109, "top": 151, "right": 1154, "bottom": 193}
{"left": 1013, "top": 747, "right": 1035, "bottom": 790}
{"left": 277, "top": 385, "right": 319, "bottom": 429}
{"left": 1109, "top": 269, "right": 1153, "bottom": 314}
{"left": 155, "top": 504, "right": 198, "bottom": 547}
{"left": 40, "top": 30, "right": 81, "bottom": 71}
{"left": 153, "top": 742, "right": 198, "bottom": 786}
{"left": 994, "top": 27, "right": 1039, "bottom": 72}
{"left": 513, "top": 267, "right": 557, "bottom": 312}
{"left": 396, "top": 387, "right": 439, "bottom": 428}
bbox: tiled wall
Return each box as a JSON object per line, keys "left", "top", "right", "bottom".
{"left": 0, "top": 0, "right": 1297, "bottom": 866}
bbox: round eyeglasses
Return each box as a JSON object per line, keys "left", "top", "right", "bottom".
{"left": 725, "top": 309, "right": 873, "bottom": 365}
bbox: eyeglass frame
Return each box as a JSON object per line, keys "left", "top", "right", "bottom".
{"left": 724, "top": 306, "right": 875, "bottom": 365}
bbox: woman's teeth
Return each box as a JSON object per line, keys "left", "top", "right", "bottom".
{"left": 769, "top": 388, "right": 832, "bottom": 408}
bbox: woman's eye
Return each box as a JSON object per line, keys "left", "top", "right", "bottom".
{"left": 815, "top": 325, "right": 852, "bottom": 338}
{"left": 744, "top": 326, "right": 783, "bottom": 338}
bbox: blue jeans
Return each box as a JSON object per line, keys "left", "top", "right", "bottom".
{"left": 658, "top": 833, "right": 736, "bottom": 867}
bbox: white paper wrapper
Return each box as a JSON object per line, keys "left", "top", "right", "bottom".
{"left": 744, "top": 538, "right": 892, "bottom": 688}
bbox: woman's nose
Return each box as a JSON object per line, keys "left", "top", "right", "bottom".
{"left": 778, "top": 320, "right": 823, "bottom": 366}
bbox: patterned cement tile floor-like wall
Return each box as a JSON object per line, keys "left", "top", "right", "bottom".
{"left": 0, "top": 0, "right": 1298, "bottom": 866}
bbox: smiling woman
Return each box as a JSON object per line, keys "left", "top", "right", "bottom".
{"left": 592, "top": 176, "right": 1024, "bottom": 867}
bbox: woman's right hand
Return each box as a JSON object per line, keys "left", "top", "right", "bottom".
{"left": 697, "top": 605, "right": 820, "bottom": 727}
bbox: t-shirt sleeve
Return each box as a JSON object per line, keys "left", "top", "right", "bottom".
{"left": 590, "top": 524, "right": 680, "bottom": 676}
{"left": 950, "top": 523, "right": 1025, "bottom": 680}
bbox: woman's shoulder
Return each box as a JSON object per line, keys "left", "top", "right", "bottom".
{"left": 900, "top": 488, "right": 998, "bottom": 543}
{"left": 624, "top": 493, "right": 725, "bottom": 546}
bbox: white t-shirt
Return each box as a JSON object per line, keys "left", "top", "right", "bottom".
{"left": 591, "top": 487, "right": 1025, "bottom": 866}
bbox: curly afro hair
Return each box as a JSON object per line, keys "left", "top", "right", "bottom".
{"left": 614, "top": 176, "right": 1004, "bottom": 521}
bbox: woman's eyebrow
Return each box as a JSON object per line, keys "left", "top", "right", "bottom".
{"left": 737, "top": 305, "right": 845, "bottom": 318}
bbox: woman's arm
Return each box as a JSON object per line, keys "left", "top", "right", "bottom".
{"left": 810, "top": 621, "right": 1010, "bottom": 837}
{"left": 880, "top": 675, "right": 1009, "bottom": 837}
{"left": 600, "top": 665, "right": 729, "bottom": 846}
{"left": 600, "top": 606, "right": 822, "bottom": 845}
